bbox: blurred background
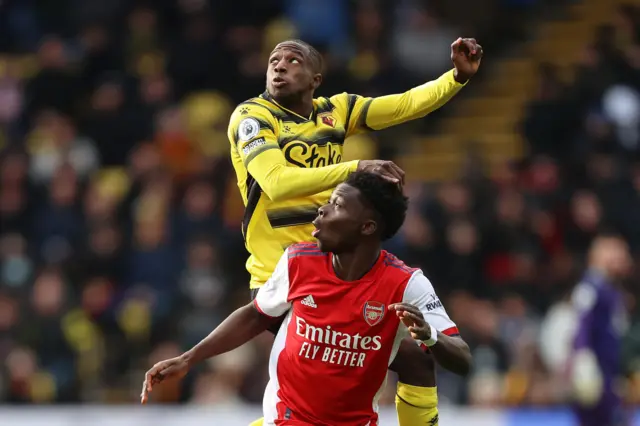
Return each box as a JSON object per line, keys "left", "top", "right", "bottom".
{"left": 0, "top": 0, "right": 639, "bottom": 424}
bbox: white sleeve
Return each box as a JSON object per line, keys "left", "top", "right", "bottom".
{"left": 254, "top": 249, "right": 292, "bottom": 317}
{"left": 403, "top": 270, "right": 459, "bottom": 336}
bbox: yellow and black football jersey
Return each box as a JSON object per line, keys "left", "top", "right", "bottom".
{"left": 228, "top": 69, "right": 465, "bottom": 288}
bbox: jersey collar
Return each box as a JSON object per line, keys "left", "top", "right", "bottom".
{"left": 261, "top": 90, "right": 316, "bottom": 124}
{"left": 329, "top": 251, "right": 385, "bottom": 283}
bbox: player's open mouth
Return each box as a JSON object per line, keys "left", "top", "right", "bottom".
{"left": 273, "top": 77, "right": 287, "bottom": 87}
{"left": 311, "top": 220, "right": 320, "bottom": 238}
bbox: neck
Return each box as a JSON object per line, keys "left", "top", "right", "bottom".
{"left": 332, "top": 244, "right": 381, "bottom": 282}
{"left": 272, "top": 93, "right": 314, "bottom": 118}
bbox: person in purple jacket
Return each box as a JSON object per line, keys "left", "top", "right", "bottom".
{"left": 570, "top": 233, "right": 631, "bottom": 426}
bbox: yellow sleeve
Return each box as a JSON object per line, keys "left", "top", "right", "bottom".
{"left": 333, "top": 69, "right": 466, "bottom": 137}
{"left": 228, "top": 104, "right": 359, "bottom": 202}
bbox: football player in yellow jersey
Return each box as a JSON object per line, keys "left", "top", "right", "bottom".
{"left": 229, "top": 38, "right": 482, "bottom": 426}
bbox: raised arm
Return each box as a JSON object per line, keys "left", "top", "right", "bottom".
{"left": 391, "top": 270, "right": 472, "bottom": 376}
{"left": 336, "top": 38, "right": 483, "bottom": 136}
{"left": 141, "top": 250, "right": 293, "bottom": 403}
{"left": 182, "top": 249, "right": 293, "bottom": 365}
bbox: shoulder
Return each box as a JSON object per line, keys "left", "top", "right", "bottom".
{"left": 229, "top": 97, "right": 278, "bottom": 128}
{"left": 328, "top": 92, "right": 359, "bottom": 113}
{"left": 405, "top": 269, "right": 436, "bottom": 294}
{"left": 571, "top": 280, "right": 599, "bottom": 312}
{"left": 381, "top": 251, "right": 419, "bottom": 278}
{"left": 329, "top": 92, "right": 370, "bottom": 111}
{"left": 314, "top": 96, "right": 338, "bottom": 114}
{"left": 286, "top": 244, "right": 327, "bottom": 283}
{"left": 287, "top": 243, "right": 326, "bottom": 259}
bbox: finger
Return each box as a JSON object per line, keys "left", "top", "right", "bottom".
{"left": 474, "top": 45, "right": 484, "bottom": 61}
{"left": 140, "top": 382, "right": 148, "bottom": 404}
{"left": 462, "top": 39, "right": 477, "bottom": 55}
{"left": 145, "top": 372, "right": 154, "bottom": 392}
{"left": 402, "top": 311, "right": 425, "bottom": 325}
{"left": 392, "top": 303, "right": 422, "bottom": 316}
{"left": 376, "top": 170, "right": 400, "bottom": 184}
{"left": 398, "top": 317, "right": 413, "bottom": 328}
{"left": 382, "top": 163, "right": 403, "bottom": 183}
{"left": 390, "top": 302, "right": 410, "bottom": 310}
{"left": 387, "top": 162, "right": 406, "bottom": 185}
{"left": 451, "top": 37, "right": 463, "bottom": 52}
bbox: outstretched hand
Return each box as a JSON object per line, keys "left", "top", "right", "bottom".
{"left": 389, "top": 303, "right": 432, "bottom": 342}
{"left": 140, "top": 355, "right": 190, "bottom": 404}
{"left": 451, "top": 38, "right": 483, "bottom": 83}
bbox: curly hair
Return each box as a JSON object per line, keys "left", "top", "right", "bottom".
{"left": 345, "top": 171, "right": 409, "bottom": 241}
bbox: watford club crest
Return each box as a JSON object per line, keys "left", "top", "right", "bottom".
{"left": 321, "top": 115, "right": 336, "bottom": 128}
{"left": 363, "top": 301, "right": 385, "bottom": 326}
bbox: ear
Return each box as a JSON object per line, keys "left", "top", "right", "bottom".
{"left": 312, "top": 73, "right": 322, "bottom": 90}
{"left": 361, "top": 220, "right": 377, "bottom": 237}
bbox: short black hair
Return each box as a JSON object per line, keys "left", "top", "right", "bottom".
{"left": 282, "top": 39, "right": 324, "bottom": 73}
{"left": 345, "top": 171, "right": 409, "bottom": 241}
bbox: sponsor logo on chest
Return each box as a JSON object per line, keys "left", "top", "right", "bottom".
{"left": 283, "top": 140, "right": 342, "bottom": 168}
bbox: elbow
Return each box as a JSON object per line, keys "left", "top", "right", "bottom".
{"left": 259, "top": 179, "right": 290, "bottom": 202}
{"left": 258, "top": 167, "right": 290, "bottom": 202}
{"left": 262, "top": 186, "right": 286, "bottom": 202}
{"left": 454, "top": 341, "right": 473, "bottom": 377}
{"left": 459, "top": 348, "right": 473, "bottom": 377}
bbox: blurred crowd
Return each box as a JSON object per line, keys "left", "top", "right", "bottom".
{"left": 0, "top": 0, "right": 638, "bottom": 409}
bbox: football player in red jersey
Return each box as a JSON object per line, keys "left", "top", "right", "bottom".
{"left": 141, "top": 171, "right": 471, "bottom": 425}
{"left": 225, "top": 36, "right": 481, "bottom": 425}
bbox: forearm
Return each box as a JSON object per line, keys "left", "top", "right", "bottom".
{"left": 249, "top": 150, "right": 358, "bottom": 201}
{"left": 182, "top": 303, "right": 273, "bottom": 366}
{"left": 428, "top": 334, "right": 472, "bottom": 376}
{"left": 365, "top": 69, "right": 466, "bottom": 130}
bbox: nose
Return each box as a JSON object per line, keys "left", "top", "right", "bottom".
{"left": 274, "top": 58, "right": 287, "bottom": 74}
{"left": 317, "top": 205, "right": 326, "bottom": 217}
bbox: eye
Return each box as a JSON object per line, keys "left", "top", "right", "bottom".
{"left": 269, "top": 57, "right": 278, "bottom": 64}
{"left": 290, "top": 58, "right": 300, "bottom": 64}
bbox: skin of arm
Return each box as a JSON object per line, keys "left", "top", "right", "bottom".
{"left": 182, "top": 302, "right": 276, "bottom": 367}
{"left": 390, "top": 270, "right": 472, "bottom": 376}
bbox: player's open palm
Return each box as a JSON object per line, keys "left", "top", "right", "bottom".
{"left": 389, "top": 303, "right": 431, "bottom": 341}
{"left": 450, "top": 37, "right": 483, "bottom": 82}
{"left": 140, "top": 356, "right": 189, "bottom": 404}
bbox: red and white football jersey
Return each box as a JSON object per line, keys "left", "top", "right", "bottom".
{"left": 254, "top": 243, "right": 459, "bottom": 426}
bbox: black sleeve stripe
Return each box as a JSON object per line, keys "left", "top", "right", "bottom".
{"left": 242, "top": 175, "right": 262, "bottom": 240}
{"left": 345, "top": 94, "right": 358, "bottom": 131}
{"left": 356, "top": 98, "right": 374, "bottom": 131}
{"left": 243, "top": 144, "right": 280, "bottom": 167}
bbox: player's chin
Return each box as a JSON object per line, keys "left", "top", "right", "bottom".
{"left": 315, "top": 238, "right": 333, "bottom": 253}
